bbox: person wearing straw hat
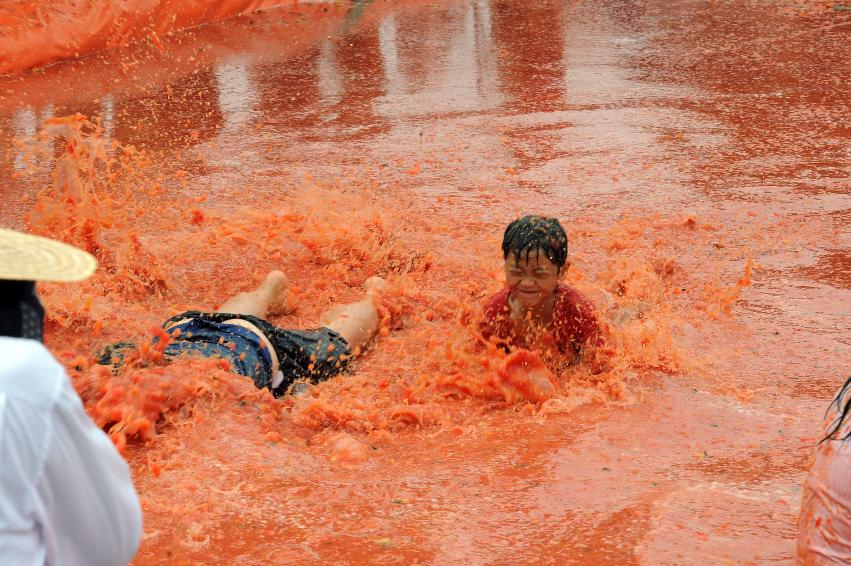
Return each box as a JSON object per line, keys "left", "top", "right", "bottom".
{"left": 0, "top": 228, "right": 142, "bottom": 565}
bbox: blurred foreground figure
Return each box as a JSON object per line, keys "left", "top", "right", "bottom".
{"left": 0, "top": 228, "right": 142, "bottom": 566}
{"left": 798, "top": 377, "right": 851, "bottom": 564}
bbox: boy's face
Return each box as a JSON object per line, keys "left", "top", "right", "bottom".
{"left": 504, "top": 249, "right": 562, "bottom": 310}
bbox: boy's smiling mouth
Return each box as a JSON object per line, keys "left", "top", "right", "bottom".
{"left": 514, "top": 288, "right": 543, "bottom": 304}
{"left": 516, "top": 289, "right": 539, "bottom": 297}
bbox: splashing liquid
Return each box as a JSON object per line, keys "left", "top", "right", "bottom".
{"left": 1, "top": 0, "right": 848, "bottom": 563}
{"left": 13, "top": 107, "right": 757, "bottom": 564}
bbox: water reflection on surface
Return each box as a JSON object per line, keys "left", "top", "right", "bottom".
{"left": 0, "top": 1, "right": 849, "bottom": 563}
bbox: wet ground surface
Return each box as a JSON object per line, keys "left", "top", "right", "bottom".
{"left": 1, "top": 0, "right": 849, "bottom": 564}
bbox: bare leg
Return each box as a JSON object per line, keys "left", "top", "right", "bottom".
{"left": 217, "top": 270, "right": 288, "bottom": 318}
{"left": 320, "top": 276, "right": 387, "bottom": 354}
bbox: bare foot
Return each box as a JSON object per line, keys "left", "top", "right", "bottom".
{"left": 364, "top": 276, "right": 387, "bottom": 296}
{"left": 263, "top": 270, "right": 290, "bottom": 314}
{"left": 289, "top": 380, "right": 312, "bottom": 398}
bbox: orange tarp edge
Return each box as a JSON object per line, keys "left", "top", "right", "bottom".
{"left": 0, "top": 0, "right": 317, "bottom": 75}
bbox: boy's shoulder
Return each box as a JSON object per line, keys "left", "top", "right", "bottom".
{"left": 552, "top": 284, "right": 601, "bottom": 343}
{"left": 555, "top": 283, "right": 593, "bottom": 306}
{"left": 553, "top": 284, "right": 598, "bottom": 324}
{"left": 483, "top": 287, "right": 510, "bottom": 313}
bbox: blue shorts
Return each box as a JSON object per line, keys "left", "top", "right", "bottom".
{"left": 96, "top": 312, "right": 352, "bottom": 398}
{"left": 163, "top": 318, "right": 274, "bottom": 386}
{"left": 162, "top": 311, "right": 352, "bottom": 397}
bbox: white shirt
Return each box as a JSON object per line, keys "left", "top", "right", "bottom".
{"left": 0, "top": 337, "right": 142, "bottom": 565}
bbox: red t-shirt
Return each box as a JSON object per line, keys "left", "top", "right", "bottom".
{"left": 479, "top": 285, "right": 602, "bottom": 356}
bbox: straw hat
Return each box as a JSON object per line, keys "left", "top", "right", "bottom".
{"left": 0, "top": 228, "right": 97, "bottom": 282}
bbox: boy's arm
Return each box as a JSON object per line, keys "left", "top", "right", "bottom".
{"left": 564, "top": 293, "right": 610, "bottom": 372}
{"left": 478, "top": 289, "right": 523, "bottom": 356}
{"left": 580, "top": 317, "right": 612, "bottom": 374}
{"left": 477, "top": 288, "right": 511, "bottom": 347}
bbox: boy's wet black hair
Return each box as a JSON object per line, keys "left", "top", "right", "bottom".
{"left": 820, "top": 376, "right": 851, "bottom": 444}
{"left": 501, "top": 215, "right": 568, "bottom": 270}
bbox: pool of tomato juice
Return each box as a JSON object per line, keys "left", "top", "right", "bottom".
{"left": 0, "top": 0, "right": 849, "bottom": 563}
